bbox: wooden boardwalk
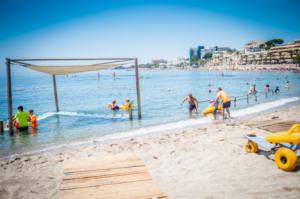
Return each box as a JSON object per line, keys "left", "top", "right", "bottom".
{"left": 244, "top": 119, "right": 299, "bottom": 133}
{"left": 59, "top": 155, "right": 168, "bottom": 199}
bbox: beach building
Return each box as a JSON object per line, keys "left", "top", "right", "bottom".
{"left": 189, "top": 45, "right": 205, "bottom": 66}
{"left": 207, "top": 46, "right": 234, "bottom": 66}
{"left": 267, "top": 40, "right": 300, "bottom": 64}
{"left": 244, "top": 40, "right": 265, "bottom": 54}
{"left": 167, "top": 58, "right": 189, "bottom": 68}
{"left": 189, "top": 48, "right": 197, "bottom": 66}
{"left": 197, "top": 45, "right": 205, "bottom": 60}
{"left": 241, "top": 40, "right": 300, "bottom": 65}
{"left": 152, "top": 59, "right": 168, "bottom": 68}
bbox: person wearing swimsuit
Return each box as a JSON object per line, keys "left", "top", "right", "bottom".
{"left": 180, "top": 93, "right": 199, "bottom": 113}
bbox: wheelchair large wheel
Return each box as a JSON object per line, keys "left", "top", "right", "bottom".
{"left": 274, "top": 147, "right": 298, "bottom": 171}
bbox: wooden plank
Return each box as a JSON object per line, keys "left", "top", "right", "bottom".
{"left": 245, "top": 120, "right": 299, "bottom": 133}
{"left": 60, "top": 181, "right": 167, "bottom": 199}
{"left": 59, "top": 155, "right": 168, "bottom": 199}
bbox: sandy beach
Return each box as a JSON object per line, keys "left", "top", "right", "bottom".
{"left": 1, "top": 104, "right": 300, "bottom": 199}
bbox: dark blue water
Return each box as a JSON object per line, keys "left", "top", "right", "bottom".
{"left": 0, "top": 68, "right": 300, "bottom": 156}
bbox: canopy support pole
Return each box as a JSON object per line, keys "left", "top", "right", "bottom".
{"left": 52, "top": 75, "right": 59, "bottom": 112}
{"left": 134, "top": 58, "right": 142, "bottom": 119}
{"left": 6, "top": 58, "right": 13, "bottom": 134}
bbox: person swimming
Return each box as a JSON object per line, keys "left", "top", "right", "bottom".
{"left": 180, "top": 93, "right": 199, "bottom": 112}
{"left": 108, "top": 100, "right": 120, "bottom": 111}
{"left": 274, "top": 86, "right": 280, "bottom": 93}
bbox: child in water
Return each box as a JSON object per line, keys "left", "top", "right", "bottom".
{"left": 108, "top": 100, "right": 120, "bottom": 111}
{"left": 29, "top": 109, "right": 38, "bottom": 129}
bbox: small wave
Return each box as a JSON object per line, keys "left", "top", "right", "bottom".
{"left": 232, "top": 97, "right": 299, "bottom": 117}
{"left": 37, "top": 111, "right": 128, "bottom": 121}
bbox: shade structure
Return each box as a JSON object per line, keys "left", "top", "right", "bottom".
{"left": 6, "top": 58, "right": 142, "bottom": 134}
{"left": 26, "top": 63, "right": 120, "bottom": 75}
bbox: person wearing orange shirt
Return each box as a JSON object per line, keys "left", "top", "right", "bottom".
{"left": 29, "top": 109, "right": 38, "bottom": 129}
{"left": 215, "top": 87, "right": 231, "bottom": 120}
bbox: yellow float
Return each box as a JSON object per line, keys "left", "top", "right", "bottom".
{"left": 266, "top": 124, "right": 300, "bottom": 144}
{"left": 120, "top": 103, "right": 134, "bottom": 111}
{"left": 202, "top": 103, "right": 222, "bottom": 116}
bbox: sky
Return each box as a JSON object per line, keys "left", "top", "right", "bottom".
{"left": 0, "top": 0, "right": 300, "bottom": 73}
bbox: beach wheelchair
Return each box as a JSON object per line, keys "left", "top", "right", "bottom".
{"left": 245, "top": 124, "right": 300, "bottom": 171}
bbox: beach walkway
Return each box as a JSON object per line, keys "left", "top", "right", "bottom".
{"left": 244, "top": 119, "right": 299, "bottom": 133}
{"left": 59, "top": 154, "right": 168, "bottom": 199}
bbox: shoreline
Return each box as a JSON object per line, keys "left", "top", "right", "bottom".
{"left": 1, "top": 96, "right": 299, "bottom": 160}
{"left": 1, "top": 99, "right": 300, "bottom": 198}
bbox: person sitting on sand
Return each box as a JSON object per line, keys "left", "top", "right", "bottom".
{"left": 274, "top": 86, "right": 280, "bottom": 94}
{"left": 29, "top": 109, "right": 38, "bottom": 129}
{"left": 108, "top": 100, "right": 120, "bottom": 111}
{"left": 180, "top": 93, "right": 199, "bottom": 113}
{"left": 215, "top": 88, "right": 231, "bottom": 120}
{"left": 248, "top": 84, "right": 257, "bottom": 95}
{"left": 13, "top": 105, "right": 29, "bottom": 131}
{"left": 264, "top": 84, "right": 270, "bottom": 92}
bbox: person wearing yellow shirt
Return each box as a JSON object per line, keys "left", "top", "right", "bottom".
{"left": 215, "top": 87, "right": 231, "bottom": 120}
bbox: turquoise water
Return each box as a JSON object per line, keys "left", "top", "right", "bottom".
{"left": 0, "top": 69, "right": 300, "bottom": 156}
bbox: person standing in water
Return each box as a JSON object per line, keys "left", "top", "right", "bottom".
{"left": 108, "top": 100, "right": 120, "bottom": 111}
{"left": 29, "top": 109, "right": 38, "bottom": 129}
{"left": 180, "top": 93, "right": 199, "bottom": 113}
{"left": 13, "top": 105, "right": 29, "bottom": 131}
{"left": 215, "top": 88, "right": 231, "bottom": 120}
{"left": 285, "top": 81, "right": 290, "bottom": 89}
{"left": 264, "top": 84, "right": 270, "bottom": 92}
{"left": 248, "top": 84, "right": 257, "bottom": 95}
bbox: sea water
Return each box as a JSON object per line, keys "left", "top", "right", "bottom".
{"left": 0, "top": 68, "right": 300, "bottom": 157}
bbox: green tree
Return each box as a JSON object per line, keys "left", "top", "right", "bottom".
{"left": 264, "top": 38, "right": 284, "bottom": 50}
{"left": 203, "top": 52, "right": 212, "bottom": 60}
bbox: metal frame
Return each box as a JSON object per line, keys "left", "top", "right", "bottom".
{"left": 6, "top": 57, "right": 142, "bottom": 134}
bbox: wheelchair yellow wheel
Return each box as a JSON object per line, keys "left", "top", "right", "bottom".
{"left": 274, "top": 148, "right": 298, "bottom": 171}
{"left": 244, "top": 141, "right": 259, "bottom": 153}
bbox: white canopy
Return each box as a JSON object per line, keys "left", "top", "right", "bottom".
{"left": 26, "top": 63, "right": 121, "bottom": 75}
